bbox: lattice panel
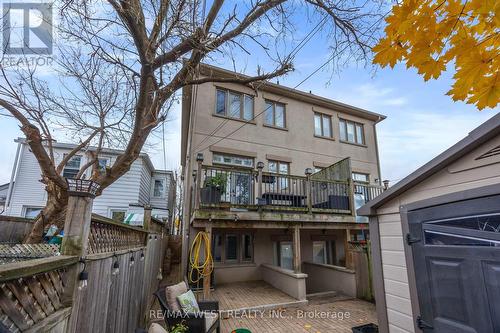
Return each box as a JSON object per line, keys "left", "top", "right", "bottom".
{"left": 0, "top": 269, "right": 67, "bottom": 332}
{"left": 0, "top": 244, "right": 60, "bottom": 265}
{"left": 88, "top": 220, "right": 147, "bottom": 254}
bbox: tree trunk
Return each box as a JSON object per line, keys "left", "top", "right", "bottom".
{"left": 23, "top": 182, "right": 68, "bottom": 243}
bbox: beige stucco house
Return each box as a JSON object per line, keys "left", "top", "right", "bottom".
{"left": 359, "top": 113, "right": 500, "bottom": 333}
{"left": 181, "top": 63, "right": 386, "bottom": 301}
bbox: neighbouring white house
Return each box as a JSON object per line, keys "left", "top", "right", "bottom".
{"left": 3, "top": 139, "right": 176, "bottom": 224}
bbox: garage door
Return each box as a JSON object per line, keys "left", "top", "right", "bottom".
{"left": 407, "top": 193, "right": 500, "bottom": 333}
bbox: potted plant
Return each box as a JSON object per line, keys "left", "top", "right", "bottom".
{"left": 201, "top": 173, "right": 227, "bottom": 204}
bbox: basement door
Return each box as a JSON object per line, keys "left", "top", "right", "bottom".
{"left": 406, "top": 193, "right": 500, "bottom": 333}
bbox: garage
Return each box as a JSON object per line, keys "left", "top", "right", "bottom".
{"left": 358, "top": 113, "right": 500, "bottom": 333}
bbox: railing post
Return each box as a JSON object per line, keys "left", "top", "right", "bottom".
{"left": 60, "top": 179, "right": 99, "bottom": 307}
{"left": 195, "top": 153, "right": 204, "bottom": 210}
{"left": 143, "top": 204, "right": 152, "bottom": 231}
{"left": 305, "top": 168, "right": 313, "bottom": 213}
{"left": 348, "top": 178, "right": 356, "bottom": 216}
{"left": 257, "top": 162, "right": 264, "bottom": 201}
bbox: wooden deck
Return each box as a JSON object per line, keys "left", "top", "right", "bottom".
{"left": 207, "top": 281, "right": 303, "bottom": 311}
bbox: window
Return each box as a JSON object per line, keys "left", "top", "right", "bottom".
{"left": 153, "top": 179, "right": 165, "bottom": 198}
{"left": 215, "top": 88, "right": 254, "bottom": 121}
{"left": 314, "top": 113, "right": 332, "bottom": 138}
{"left": 314, "top": 167, "right": 323, "bottom": 173}
{"left": 225, "top": 234, "right": 238, "bottom": 261}
{"left": 279, "top": 242, "right": 293, "bottom": 270}
{"left": 352, "top": 172, "right": 369, "bottom": 183}
{"left": 97, "top": 158, "right": 109, "bottom": 175}
{"left": 339, "top": 119, "right": 365, "bottom": 145}
{"left": 24, "top": 207, "right": 42, "bottom": 218}
{"left": 211, "top": 232, "right": 254, "bottom": 264}
{"left": 111, "top": 209, "right": 126, "bottom": 222}
{"left": 213, "top": 234, "right": 223, "bottom": 262}
{"left": 313, "top": 241, "right": 327, "bottom": 264}
{"left": 213, "top": 153, "right": 253, "bottom": 168}
{"left": 264, "top": 100, "right": 286, "bottom": 128}
{"left": 269, "top": 160, "right": 289, "bottom": 189}
{"left": 241, "top": 234, "right": 253, "bottom": 262}
{"left": 62, "top": 155, "right": 82, "bottom": 178}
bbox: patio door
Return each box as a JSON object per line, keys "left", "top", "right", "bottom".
{"left": 280, "top": 242, "right": 293, "bottom": 270}
{"left": 406, "top": 192, "right": 500, "bottom": 332}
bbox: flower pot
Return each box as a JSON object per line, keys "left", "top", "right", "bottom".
{"left": 200, "top": 186, "right": 222, "bottom": 204}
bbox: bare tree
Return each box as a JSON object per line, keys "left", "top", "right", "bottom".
{"left": 0, "top": 0, "right": 383, "bottom": 242}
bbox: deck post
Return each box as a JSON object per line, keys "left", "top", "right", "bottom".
{"left": 293, "top": 225, "right": 301, "bottom": 273}
{"left": 344, "top": 229, "right": 353, "bottom": 269}
{"left": 195, "top": 153, "right": 204, "bottom": 210}
{"left": 348, "top": 178, "right": 356, "bottom": 217}
{"left": 203, "top": 225, "right": 212, "bottom": 300}
{"left": 143, "top": 204, "right": 152, "bottom": 231}
{"left": 305, "top": 168, "right": 313, "bottom": 213}
{"left": 257, "top": 161, "right": 264, "bottom": 201}
{"left": 60, "top": 181, "right": 97, "bottom": 306}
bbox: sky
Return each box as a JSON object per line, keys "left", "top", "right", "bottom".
{"left": 0, "top": 3, "right": 498, "bottom": 185}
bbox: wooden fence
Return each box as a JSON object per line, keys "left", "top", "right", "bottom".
{"left": 0, "top": 216, "right": 33, "bottom": 244}
{"left": 0, "top": 212, "right": 167, "bottom": 333}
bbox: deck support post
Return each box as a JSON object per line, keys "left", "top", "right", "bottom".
{"left": 195, "top": 154, "right": 204, "bottom": 210}
{"left": 345, "top": 229, "right": 353, "bottom": 269}
{"left": 293, "top": 225, "right": 301, "bottom": 273}
{"left": 60, "top": 191, "right": 95, "bottom": 306}
{"left": 305, "top": 168, "right": 313, "bottom": 213}
{"left": 143, "top": 205, "right": 152, "bottom": 231}
{"left": 203, "top": 225, "right": 212, "bottom": 300}
{"left": 257, "top": 162, "right": 264, "bottom": 201}
{"left": 348, "top": 178, "right": 356, "bottom": 217}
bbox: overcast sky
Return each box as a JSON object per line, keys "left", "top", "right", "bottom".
{"left": 0, "top": 4, "right": 497, "bottom": 185}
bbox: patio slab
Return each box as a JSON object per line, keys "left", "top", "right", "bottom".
{"left": 207, "top": 280, "right": 306, "bottom": 312}
{"left": 220, "top": 297, "right": 377, "bottom": 333}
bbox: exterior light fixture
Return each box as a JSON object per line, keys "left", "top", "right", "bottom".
{"left": 157, "top": 268, "right": 163, "bottom": 280}
{"left": 78, "top": 259, "right": 88, "bottom": 290}
{"left": 112, "top": 254, "right": 120, "bottom": 275}
{"left": 305, "top": 168, "right": 313, "bottom": 176}
{"left": 256, "top": 161, "right": 264, "bottom": 169}
{"left": 196, "top": 153, "right": 204, "bottom": 162}
{"left": 383, "top": 180, "right": 390, "bottom": 190}
{"left": 140, "top": 251, "right": 145, "bottom": 261}
{"left": 66, "top": 178, "right": 100, "bottom": 197}
{"left": 129, "top": 254, "right": 135, "bottom": 267}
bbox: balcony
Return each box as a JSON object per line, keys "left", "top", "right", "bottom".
{"left": 191, "top": 158, "right": 384, "bottom": 221}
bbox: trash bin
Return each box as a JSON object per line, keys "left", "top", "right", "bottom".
{"left": 352, "top": 323, "right": 378, "bottom": 333}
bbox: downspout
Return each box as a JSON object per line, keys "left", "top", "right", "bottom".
{"left": 5, "top": 141, "right": 22, "bottom": 215}
{"left": 373, "top": 117, "right": 383, "bottom": 186}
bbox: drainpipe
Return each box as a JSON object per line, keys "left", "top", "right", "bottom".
{"left": 373, "top": 117, "right": 383, "bottom": 186}
{"left": 5, "top": 141, "right": 22, "bottom": 214}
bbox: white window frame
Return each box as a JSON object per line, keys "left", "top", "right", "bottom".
{"left": 96, "top": 156, "right": 110, "bottom": 175}
{"left": 352, "top": 172, "right": 369, "bottom": 183}
{"left": 152, "top": 177, "right": 166, "bottom": 198}
{"left": 212, "top": 153, "right": 254, "bottom": 168}
{"left": 62, "top": 154, "right": 82, "bottom": 179}
{"left": 109, "top": 208, "right": 127, "bottom": 222}
{"left": 23, "top": 206, "right": 43, "bottom": 218}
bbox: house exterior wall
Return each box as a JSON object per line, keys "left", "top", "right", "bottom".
{"left": 6, "top": 143, "right": 172, "bottom": 219}
{"left": 184, "top": 80, "right": 381, "bottom": 186}
{"left": 373, "top": 134, "right": 500, "bottom": 333}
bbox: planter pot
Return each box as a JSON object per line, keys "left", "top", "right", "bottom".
{"left": 200, "top": 186, "right": 222, "bottom": 204}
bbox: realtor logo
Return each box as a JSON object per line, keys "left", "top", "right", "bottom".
{"left": 2, "top": 2, "right": 53, "bottom": 55}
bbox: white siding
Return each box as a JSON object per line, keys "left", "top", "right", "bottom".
{"left": 138, "top": 160, "right": 152, "bottom": 206}
{"left": 7, "top": 145, "right": 47, "bottom": 216}
{"left": 93, "top": 157, "right": 142, "bottom": 217}
{"left": 375, "top": 134, "right": 500, "bottom": 333}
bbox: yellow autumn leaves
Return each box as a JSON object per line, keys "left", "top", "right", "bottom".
{"left": 373, "top": 0, "right": 499, "bottom": 109}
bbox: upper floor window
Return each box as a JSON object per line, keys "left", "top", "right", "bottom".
{"left": 215, "top": 88, "right": 254, "bottom": 121}
{"left": 314, "top": 113, "right": 332, "bottom": 138}
{"left": 153, "top": 178, "right": 165, "bottom": 198}
{"left": 97, "top": 157, "right": 109, "bottom": 175}
{"left": 24, "top": 206, "right": 42, "bottom": 218}
{"left": 264, "top": 100, "right": 286, "bottom": 128}
{"left": 213, "top": 153, "right": 254, "bottom": 168}
{"left": 352, "top": 172, "right": 369, "bottom": 183}
{"left": 63, "top": 155, "right": 82, "bottom": 179}
{"left": 339, "top": 119, "right": 365, "bottom": 145}
{"left": 268, "top": 160, "right": 289, "bottom": 175}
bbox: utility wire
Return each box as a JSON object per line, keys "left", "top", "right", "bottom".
{"left": 191, "top": 15, "right": 329, "bottom": 152}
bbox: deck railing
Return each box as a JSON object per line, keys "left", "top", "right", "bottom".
{"left": 195, "top": 164, "right": 384, "bottom": 215}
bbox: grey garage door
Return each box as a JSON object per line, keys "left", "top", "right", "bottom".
{"left": 407, "top": 194, "right": 500, "bottom": 333}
